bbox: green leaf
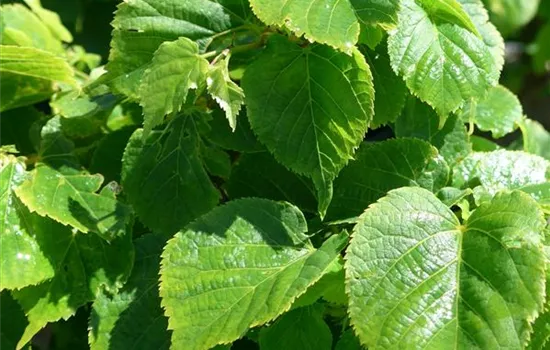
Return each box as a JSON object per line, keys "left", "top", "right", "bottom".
{"left": 160, "top": 198, "right": 348, "bottom": 350}
{"left": 202, "top": 109, "right": 264, "bottom": 153}
{"left": 23, "top": 0, "right": 73, "bottom": 43}
{"left": 483, "top": 0, "right": 540, "bottom": 37}
{"left": 394, "top": 97, "right": 471, "bottom": 165}
{"left": 206, "top": 56, "right": 245, "bottom": 131}
{"left": 335, "top": 329, "right": 362, "bottom": 350}
{"left": 362, "top": 44, "right": 408, "bottom": 128}
{"left": 357, "top": 24, "right": 385, "bottom": 50}
{"left": 12, "top": 221, "right": 134, "bottom": 348}
{"left": 0, "top": 291, "right": 28, "bottom": 350}
{"left": 121, "top": 115, "right": 219, "bottom": 236}
{"left": 436, "top": 187, "right": 473, "bottom": 207}
{"left": 90, "top": 234, "right": 170, "bottom": 350}
{"left": 350, "top": 0, "right": 399, "bottom": 29}
{"left": 0, "top": 155, "right": 54, "bottom": 291}
{"left": 15, "top": 165, "right": 132, "bottom": 241}
{"left": 50, "top": 91, "right": 119, "bottom": 139}
{"left": 0, "top": 46, "right": 76, "bottom": 112}
{"left": 529, "top": 311, "right": 550, "bottom": 349}
{"left": 242, "top": 36, "right": 374, "bottom": 216}
{"left": 457, "top": 0, "right": 505, "bottom": 75}
{"left": 327, "top": 138, "right": 449, "bottom": 221}
{"left": 200, "top": 144, "right": 231, "bottom": 180}
{"left": 226, "top": 152, "right": 317, "bottom": 214}
{"left": 532, "top": 23, "right": 550, "bottom": 74}
{"left": 0, "top": 3, "right": 64, "bottom": 53}
{"left": 249, "top": 0, "right": 359, "bottom": 52}
{"left": 104, "top": 0, "right": 245, "bottom": 98}
{"left": 139, "top": 37, "right": 209, "bottom": 137}
{"left": 0, "top": 72, "right": 53, "bottom": 112}
{"left": 460, "top": 85, "right": 523, "bottom": 138}
{"left": 528, "top": 229, "right": 550, "bottom": 350}
{"left": 470, "top": 135, "right": 501, "bottom": 151}
{"left": 452, "top": 150, "right": 550, "bottom": 204}
{"left": 90, "top": 127, "right": 136, "bottom": 184}
{"left": 388, "top": 0, "right": 501, "bottom": 119}
{"left": 518, "top": 118, "right": 550, "bottom": 160}
{"left": 346, "top": 187, "right": 546, "bottom": 348}
{"left": 259, "top": 304, "right": 332, "bottom": 350}
{"left": 37, "top": 116, "right": 80, "bottom": 172}
{"left": 418, "top": 0, "right": 480, "bottom": 34}
{"left": 292, "top": 258, "right": 347, "bottom": 308}
{"left": 0, "top": 45, "right": 75, "bottom": 85}
{"left": 520, "top": 183, "right": 550, "bottom": 215}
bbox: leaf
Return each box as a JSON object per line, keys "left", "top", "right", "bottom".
{"left": 460, "top": 84, "right": 523, "bottom": 138}
{"left": 0, "top": 46, "right": 75, "bottom": 111}
{"left": 0, "top": 72, "right": 54, "bottom": 112}
{"left": 470, "top": 135, "right": 501, "bottom": 151}
{"left": 335, "top": 329, "right": 362, "bottom": 350}
{"left": 292, "top": 258, "right": 347, "bottom": 308}
{"left": 259, "top": 304, "right": 332, "bottom": 350}
{"left": 242, "top": 36, "right": 374, "bottom": 216}
{"left": 225, "top": 152, "right": 317, "bottom": 214}
{"left": 50, "top": 91, "right": 119, "bottom": 139}
{"left": 350, "top": 0, "right": 399, "bottom": 29}
{"left": 206, "top": 56, "right": 245, "bottom": 131}
{"left": 483, "top": 0, "right": 540, "bottom": 37}
{"left": 200, "top": 144, "right": 231, "bottom": 180}
{"left": 357, "top": 24, "right": 385, "bottom": 50}
{"left": 457, "top": 0, "right": 505, "bottom": 75}
{"left": 160, "top": 198, "right": 348, "bottom": 350}
{"left": 203, "top": 109, "right": 264, "bottom": 153}
{"left": 346, "top": 187, "right": 546, "bottom": 349}
{"left": 0, "top": 45, "right": 75, "bottom": 85}
{"left": 139, "top": 37, "right": 209, "bottom": 137}
{"left": 532, "top": 23, "right": 550, "bottom": 74}
{"left": 15, "top": 165, "right": 132, "bottom": 241}
{"left": 362, "top": 44, "right": 408, "bottom": 128}
{"left": 0, "top": 4, "right": 64, "bottom": 53}
{"left": 37, "top": 116, "right": 80, "bottom": 172}
{"left": 121, "top": 115, "right": 219, "bottom": 236}
{"left": 90, "top": 234, "right": 170, "bottom": 350}
{"left": 520, "top": 183, "right": 550, "bottom": 215}
{"left": 529, "top": 311, "right": 550, "bottom": 349}
{"left": 0, "top": 155, "right": 54, "bottom": 291}
{"left": 12, "top": 221, "right": 134, "bottom": 348}
{"left": 23, "top": 0, "right": 73, "bottom": 43}
{"left": 0, "top": 291, "right": 28, "bottom": 350}
{"left": 452, "top": 150, "right": 550, "bottom": 204}
{"left": 326, "top": 138, "right": 449, "bottom": 221}
{"left": 387, "top": 0, "right": 501, "bottom": 119}
{"left": 394, "top": 97, "right": 471, "bottom": 165}
{"left": 90, "top": 127, "right": 136, "bottom": 184}
{"left": 528, "top": 229, "right": 550, "bottom": 350}
{"left": 249, "top": 0, "right": 359, "bottom": 52}
{"left": 436, "top": 187, "right": 473, "bottom": 207}
{"left": 518, "top": 118, "right": 550, "bottom": 160}
{"left": 104, "top": 0, "right": 245, "bottom": 98}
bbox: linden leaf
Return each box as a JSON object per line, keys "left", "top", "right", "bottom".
{"left": 242, "top": 36, "right": 374, "bottom": 216}
{"left": 346, "top": 187, "right": 546, "bottom": 348}
{"left": 160, "top": 198, "right": 348, "bottom": 350}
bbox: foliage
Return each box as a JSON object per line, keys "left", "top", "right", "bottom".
{"left": 1, "top": 0, "right": 549, "bottom": 349}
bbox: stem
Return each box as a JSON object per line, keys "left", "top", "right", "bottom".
{"left": 201, "top": 40, "right": 264, "bottom": 60}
